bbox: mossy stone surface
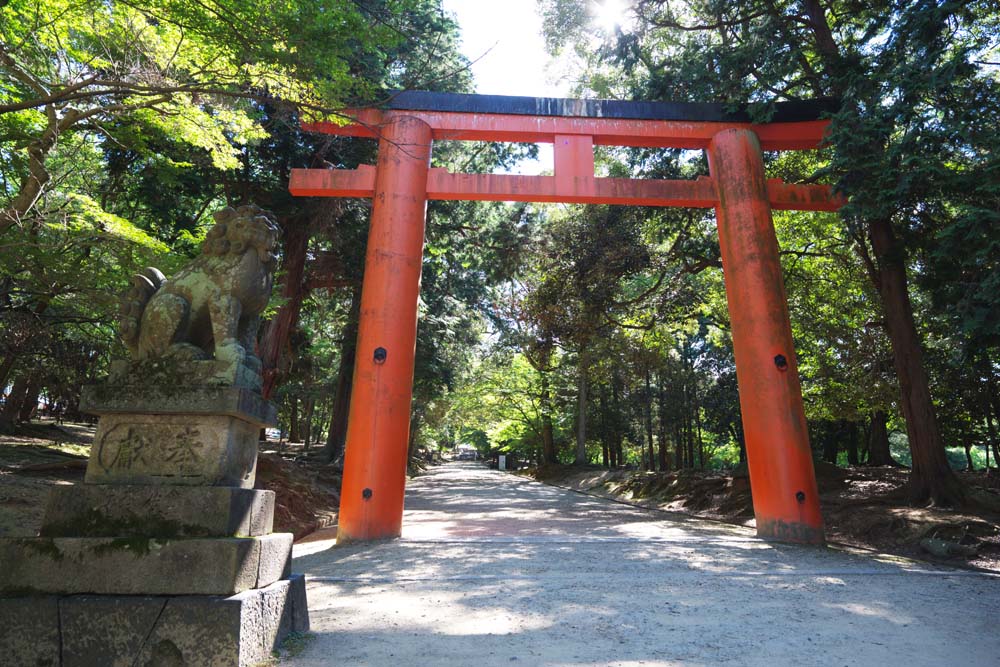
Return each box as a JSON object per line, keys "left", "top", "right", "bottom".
{"left": 40, "top": 485, "right": 275, "bottom": 538}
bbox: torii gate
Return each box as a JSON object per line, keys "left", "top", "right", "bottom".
{"left": 289, "top": 91, "right": 843, "bottom": 546}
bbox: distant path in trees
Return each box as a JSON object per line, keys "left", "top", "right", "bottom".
{"left": 288, "top": 462, "right": 999, "bottom": 666}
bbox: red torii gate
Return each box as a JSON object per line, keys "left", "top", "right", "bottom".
{"left": 289, "top": 91, "right": 843, "bottom": 546}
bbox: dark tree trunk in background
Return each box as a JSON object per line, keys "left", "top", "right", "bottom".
{"left": 288, "top": 396, "right": 300, "bottom": 443}
{"left": 846, "top": 421, "right": 860, "bottom": 465}
{"left": 0, "top": 375, "right": 29, "bottom": 431}
{"left": 986, "top": 374, "right": 1000, "bottom": 468}
{"left": 674, "top": 425, "right": 683, "bottom": 469}
{"left": 984, "top": 398, "right": 997, "bottom": 470}
{"left": 730, "top": 424, "right": 747, "bottom": 464}
{"left": 867, "top": 411, "right": 896, "bottom": 466}
{"left": 599, "top": 386, "right": 610, "bottom": 468}
{"left": 869, "top": 218, "right": 962, "bottom": 503}
{"left": 823, "top": 425, "right": 838, "bottom": 464}
{"left": 656, "top": 373, "right": 669, "bottom": 471}
{"left": 611, "top": 372, "right": 624, "bottom": 466}
{"left": 324, "top": 286, "right": 362, "bottom": 464}
{"left": 695, "top": 405, "right": 704, "bottom": 469}
{"left": 540, "top": 373, "right": 557, "bottom": 464}
{"left": 260, "top": 220, "right": 310, "bottom": 401}
{"left": 963, "top": 443, "right": 976, "bottom": 471}
{"left": 303, "top": 397, "right": 315, "bottom": 451}
{"left": 644, "top": 369, "right": 655, "bottom": 471}
{"left": 575, "top": 352, "right": 589, "bottom": 465}
{"left": 18, "top": 374, "right": 40, "bottom": 423}
{"left": 0, "top": 356, "right": 17, "bottom": 396}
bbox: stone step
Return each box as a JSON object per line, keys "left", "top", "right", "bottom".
{"left": 0, "top": 574, "right": 309, "bottom": 667}
{"left": 40, "top": 485, "right": 275, "bottom": 538}
{"left": 0, "top": 533, "right": 292, "bottom": 596}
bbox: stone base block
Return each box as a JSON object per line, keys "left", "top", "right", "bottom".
{"left": 0, "top": 574, "right": 309, "bottom": 667}
{"left": 83, "top": 413, "right": 262, "bottom": 488}
{"left": 0, "top": 533, "right": 292, "bottom": 596}
{"left": 40, "top": 485, "right": 275, "bottom": 538}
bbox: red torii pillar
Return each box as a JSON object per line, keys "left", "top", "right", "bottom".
{"left": 708, "top": 129, "right": 823, "bottom": 543}
{"left": 291, "top": 93, "right": 839, "bottom": 545}
{"left": 337, "top": 116, "right": 433, "bottom": 543}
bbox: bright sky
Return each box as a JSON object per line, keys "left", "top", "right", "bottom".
{"left": 439, "top": 0, "right": 573, "bottom": 173}
{"left": 439, "top": 0, "right": 568, "bottom": 98}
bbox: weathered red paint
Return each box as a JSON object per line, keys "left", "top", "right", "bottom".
{"left": 289, "top": 167, "right": 842, "bottom": 211}
{"left": 303, "top": 110, "right": 830, "bottom": 150}
{"left": 292, "top": 105, "right": 837, "bottom": 546}
{"left": 336, "top": 115, "right": 433, "bottom": 543}
{"left": 707, "top": 129, "right": 824, "bottom": 544}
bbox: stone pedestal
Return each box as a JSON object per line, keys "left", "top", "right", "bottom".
{"left": 0, "top": 363, "right": 309, "bottom": 665}
{"left": 0, "top": 575, "right": 308, "bottom": 667}
{"left": 80, "top": 379, "right": 276, "bottom": 488}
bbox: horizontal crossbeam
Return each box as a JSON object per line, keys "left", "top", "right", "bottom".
{"left": 306, "top": 110, "right": 829, "bottom": 151}
{"left": 289, "top": 166, "right": 843, "bottom": 211}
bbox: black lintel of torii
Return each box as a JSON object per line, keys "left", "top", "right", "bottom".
{"left": 377, "top": 90, "right": 840, "bottom": 124}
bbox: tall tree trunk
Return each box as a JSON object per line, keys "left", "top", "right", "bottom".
{"left": 575, "top": 351, "right": 589, "bottom": 465}
{"left": 846, "top": 421, "right": 860, "bottom": 466}
{"left": 303, "top": 397, "right": 315, "bottom": 451}
{"left": 684, "top": 413, "right": 694, "bottom": 468}
{"left": 985, "top": 372, "right": 1000, "bottom": 469}
{"left": 867, "top": 410, "right": 896, "bottom": 466}
{"left": 540, "top": 372, "right": 557, "bottom": 464}
{"left": 0, "top": 355, "right": 17, "bottom": 395}
{"left": 984, "top": 395, "right": 998, "bottom": 471}
{"left": 869, "top": 218, "right": 962, "bottom": 503}
{"left": 324, "top": 286, "right": 362, "bottom": 463}
{"left": 656, "top": 372, "right": 669, "bottom": 471}
{"left": 17, "top": 374, "right": 40, "bottom": 423}
{"left": 1, "top": 375, "right": 29, "bottom": 431}
{"left": 259, "top": 220, "right": 310, "bottom": 400}
{"left": 730, "top": 423, "right": 747, "bottom": 464}
{"left": 963, "top": 443, "right": 976, "bottom": 472}
{"left": 674, "top": 425, "right": 683, "bottom": 469}
{"left": 611, "top": 371, "right": 624, "bottom": 466}
{"left": 644, "top": 368, "right": 655, "bottom": 471}
{"left": 288, "top": 396, "right": 300, "bottom": 443}
{"left": 822, "top": 423, "right": 838, "bottom": 464}
{"left": 695, "top": 402, "right": 704, "bottom": 469}
{"left": 599, "top": 385, "right": 610, "bottom": 468}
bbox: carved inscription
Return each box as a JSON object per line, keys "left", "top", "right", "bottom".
{"left": 161, "top": 426, "right": 202, "bottom": 466}
{"left": 86, "top": 415, "right": 260, "bottom": 488}
{"left": 96, "top": 423, "right": 205, "bottom": 476}
{"left": 96, "top": 426, "right": 152, "bottom": 471}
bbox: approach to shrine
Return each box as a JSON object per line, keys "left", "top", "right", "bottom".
{"left": 290, "top": 91, "right": 844, "bottom": 547}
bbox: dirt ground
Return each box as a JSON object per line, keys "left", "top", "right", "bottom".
{"left": 288, "top": 462, "right": 1000, "bottom": 667}
{"left": 0, "top": 420, "right": 340, "bottom": 540}
{"left": 525, "top": 461, "right": 1000, "bottom": 572}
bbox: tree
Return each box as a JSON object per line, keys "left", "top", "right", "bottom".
{"left": 539, "top": 0, "right": 1000, "bottom": 504}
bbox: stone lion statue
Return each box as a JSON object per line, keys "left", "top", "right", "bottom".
{"left": 119, "top": 205, "right": 281, "bottom": 370}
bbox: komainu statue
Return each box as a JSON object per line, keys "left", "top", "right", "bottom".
{"left": 119, "top": 205, "right": 281, "bottom": 371}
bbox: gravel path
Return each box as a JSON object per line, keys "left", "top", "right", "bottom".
{"left": 287, "top": 462, "right": 1000, "bottom": 666}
